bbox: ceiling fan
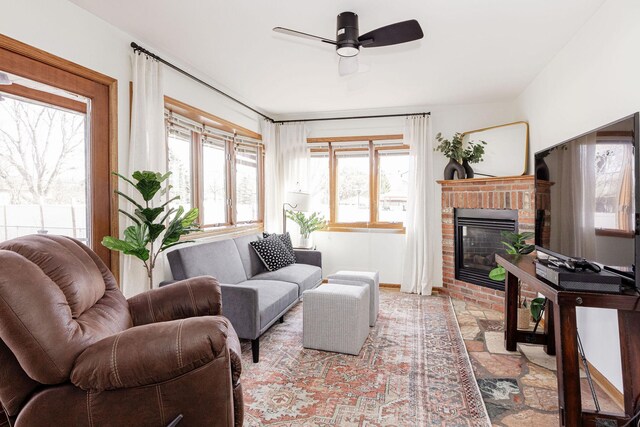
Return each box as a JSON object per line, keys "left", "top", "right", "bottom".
{"left": 273, "top": 12, "right": 424, "bottom": 76}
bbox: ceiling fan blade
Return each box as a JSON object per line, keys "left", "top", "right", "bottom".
{"left": 339, "top": 56, "right": 359, "bottom": 76}
{"left": 358, "top": 19, "right": 423, "bottom": 48}
{"left": 273, "top": 27, "right": 336, "bottom": 45}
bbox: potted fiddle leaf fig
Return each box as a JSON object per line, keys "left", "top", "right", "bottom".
{"left": 102, "top": 170, "right": 200, "bottom": 289}
{"left": 285, "top": 210, "right": 327, "bottom": 248}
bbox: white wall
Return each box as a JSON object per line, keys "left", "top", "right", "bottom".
{"left": 293, "top": 101, "right": 520, "bottom": 283}
{"left": 517, "top": 0, "right": 640, "bottom": 392}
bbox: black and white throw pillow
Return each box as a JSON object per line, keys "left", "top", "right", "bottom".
{"left": 263, "top": 231, "right": 296, "bottom": 261}
{"left": 250, "top": 234, "right": 296, "bottom": 271}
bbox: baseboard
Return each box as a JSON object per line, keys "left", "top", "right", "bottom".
{"left": 581, "top": 360, "right": 624, "bottom": 410}
{"left": 380, "top": 283, "right": 400, "bottom": 289}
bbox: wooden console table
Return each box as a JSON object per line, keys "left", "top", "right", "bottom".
{"left": 497, "top": 253, "right": 640, "bottom": 427}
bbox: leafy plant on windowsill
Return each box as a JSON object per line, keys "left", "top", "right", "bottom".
{"left": 102, "top": 171, "right": 200, "bottom": 288}
{"left": 489, "top": 231, "right": 535, "bottom": 307}
{"left": 285, "top": 210, "right": 327, "bottom": 238}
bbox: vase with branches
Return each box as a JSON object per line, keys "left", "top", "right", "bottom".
{"left": 102, "top": 171, "right": 200, "bottom": 288}
{"left": 285, "top": 210, "right": 327, "bottom": 248}
{"left": 461, "top": 140, "right": 487, "bottom": 178}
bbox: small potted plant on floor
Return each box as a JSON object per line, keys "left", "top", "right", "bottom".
{"left": 285, "top": 210, "right": 327, "bottom": 248}
{"left": 489, "top": 231, "right": 535, "bottom": 329}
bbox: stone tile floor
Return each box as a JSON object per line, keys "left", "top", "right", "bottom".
{"left": 451, "top": 298, "right": 623, "bottom": 426}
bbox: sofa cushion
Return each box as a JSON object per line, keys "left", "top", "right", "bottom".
{"left": 250, "top": 263, "right": 322, "bottom": 295}
{"left": 233, "top": 233, "right": 266, "bottom": 278}
{"left": 263, "top": 232, "right": 296, "bottom": 260}
{"left": 166, "top": 239, "right": 247, "bottom": 284}
{"left": 234, "top": 280, "right": 299, "bottom": 330}
{"left": 249, "top": 235, "right": 295, "bottom": 271}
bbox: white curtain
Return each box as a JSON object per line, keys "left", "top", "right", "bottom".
{"left": 401, "top": 115, "right": 441, "bottom": 295}
{"left": 262, "top": 118, "right": 283, "bottom": 231}
{"left": 557, "top": 134, "right": 597, "bottom": 259}
{"left": 122, "top": 52, "right": 166, "bottom": 297}
{"left": 278, "top": 122, "right": 309, "bottom": 195}
{"left": 262, "top": 121, "right": 309, "bottom": 232}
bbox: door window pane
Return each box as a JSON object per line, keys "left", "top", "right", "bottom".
{"left": 0, "top": 94, "right": 88, "bottom": 243}
{"left": 235, "top": 145, "right": 259, "bottom": 222}
{"left": 378, "top": 151, "right": 409, "bottom": 223}
{"left": 336, "top": 152, "right": 369, "bottom": 222}
{"left": 309, "top": 153, "right": 330, "bottom": 218}
{"left": 202, "top": 137, "right": 227, "bottom": 225}
{"left": 167, "top": 129, "right": 192, "bottom": 211}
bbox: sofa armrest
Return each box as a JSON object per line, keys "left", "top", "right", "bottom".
{"left": 219, "top": 283, "right": 260, "bottom": 340}
{"left": 294, "top": 249, "right": 322, "bottom": 269}
{"left": 71, "top": 316, "right": 240, "bottom": 391}
{"left": 127, "top": 276, "right": 221, "bottom": 326}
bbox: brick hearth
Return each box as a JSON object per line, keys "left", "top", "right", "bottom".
{"left": 438, "top": 176, "right": 546, "bottom": 312}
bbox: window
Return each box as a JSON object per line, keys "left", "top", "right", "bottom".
{"left": 378, "top": 150, "right": 409, "bottom": 223}
{"left": 594, "top": 136, "right": 634, "bottom": 235}
{"left": 307, "top": 136, "right": 409, "bottom": 231}
{"left": 235, "top": 144, "right": 259, "bottom": 223}
{"left": 336, "top": 150, "right": 370, "bottom": 222}
{"left": 0, "top": 93, "right": 89, "bottom": 242}
{"left": 165, "top": 99, "right": 263, "bottom": 232}
{"left": 167, "top": 128, "right": 192, "bottom": 211}
{"left": 201, "top": 136, "right": 228, "bottom": 226}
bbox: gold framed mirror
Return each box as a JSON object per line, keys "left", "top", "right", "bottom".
{"left": 462, "top": 121, "right": 529, "bottom": 177}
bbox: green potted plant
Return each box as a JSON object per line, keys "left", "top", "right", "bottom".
{"left": 489, "top": 231, "right": 535, "bottom": 329}
{"left": 285, "top": 210, "right": 327, "bottom": 248}
{"left": 461, "top": 140, "right": 487, "bottom": 178}
{"left": 435, "top": 132, "right": 465, "bottom": 180}
{"left": 102, "top": 170, "right": 200, "bottom": 289}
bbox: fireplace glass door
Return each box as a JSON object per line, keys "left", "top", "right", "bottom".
{"left": 454, "top": 208, "right": 518, "bottom": 290}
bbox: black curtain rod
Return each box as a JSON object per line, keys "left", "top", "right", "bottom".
{"left": 131, "top": 42, "right": 274, "bottom": 121}
{"left": 274, "top": 112, "right": 430, "bottom": 124}
{"left": 131, "top": 42, "right": 430, "bottom": 125}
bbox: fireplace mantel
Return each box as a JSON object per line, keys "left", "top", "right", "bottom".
{"left": 438, "top": 175, "right": 543, "bottom": 311}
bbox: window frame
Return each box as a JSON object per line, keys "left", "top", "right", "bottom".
{"left": 0, "top": 35, "right": 118, "bottom": 275}
{"left": 308, "top": 134, "right": 408, "bottom": 233}
{"left": 165, "top": 97, "right": 264, "bottom": 237}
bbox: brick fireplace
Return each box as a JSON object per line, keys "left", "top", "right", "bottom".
{"left": 438, "top": 176, "right": 545, "bottom": 311}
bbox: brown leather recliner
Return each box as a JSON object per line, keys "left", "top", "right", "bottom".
{"left": 0, "top": 235, "right": 243, "bottom": 427}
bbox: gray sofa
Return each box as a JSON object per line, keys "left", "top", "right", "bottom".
{"left": 164, "top": 233, "right": 322, "bottom": 362}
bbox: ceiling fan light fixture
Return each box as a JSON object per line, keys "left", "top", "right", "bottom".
{"left": 336, "top": 45, "right": 359, "bottom": 57}
{"left": 0, "top": 72, "right": 12, "bottom": 85}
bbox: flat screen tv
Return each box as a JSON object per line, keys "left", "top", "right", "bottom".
{"left": 535, "top": 112, "right": 639, "bottom": 289}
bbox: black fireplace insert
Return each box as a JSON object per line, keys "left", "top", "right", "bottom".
{"left": 454, "top": 208, "right": 518, "bottom": 291}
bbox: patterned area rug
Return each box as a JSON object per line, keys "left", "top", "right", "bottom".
{"left": 240, "top": 290, "right": 490, "bottom": 426}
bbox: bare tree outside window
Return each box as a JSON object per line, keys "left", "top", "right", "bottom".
{"left": 0, "top": 94, "right": 87, "bottom": 241}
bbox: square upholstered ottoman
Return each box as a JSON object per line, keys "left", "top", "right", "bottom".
{"left": 302, "top": 283, "right": 370, "bottom": 355}
{"left": 327, "top": 270, "right": 379, "bottom": 326}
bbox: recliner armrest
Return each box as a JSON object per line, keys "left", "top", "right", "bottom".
{"left": 127, "top": 276, "right": 221, "bottom": 326}
{"left": 294, "top": 249, "right": 322, "bottom": 269}
{"left": 71, "top": 316, "right": 240, "bottom": 391}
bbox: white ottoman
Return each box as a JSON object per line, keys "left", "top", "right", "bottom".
{"left": 327, "top": 270, "right": 379, "bottom": 326}
{"left": 303, "top": 283, "right": 370, "bottom": 355}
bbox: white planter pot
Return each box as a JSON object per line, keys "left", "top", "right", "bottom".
{"left": 299, "top": 235, "right": 312, "bottom": 249}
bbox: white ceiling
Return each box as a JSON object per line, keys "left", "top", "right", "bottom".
{"left": 70, "top": 0, "right": 605, "bottom": 117}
